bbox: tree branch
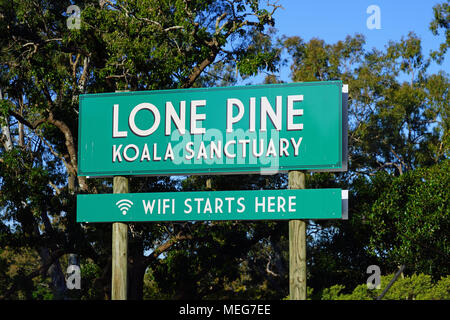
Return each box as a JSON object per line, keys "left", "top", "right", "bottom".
{"left": 9, "top": 108, "right": 78, "bottom": 177}
{"left": 183, "top": 47, "right": 220, "bottom": 88}
{"left": 8, "top": 109, "right": 47, "bottom": 130}
{"left": 144, "top": 232, "right": 192, "bottom": 266}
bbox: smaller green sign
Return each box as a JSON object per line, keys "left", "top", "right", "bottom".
{"left": 76, "top": 189, "right": 344, "bottom": 223}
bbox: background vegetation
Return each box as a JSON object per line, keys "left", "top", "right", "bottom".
{"left": 0, "top": 0, "right": 448, "bottom": 300}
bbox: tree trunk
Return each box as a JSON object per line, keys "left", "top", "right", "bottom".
{"left": 127, "top": 222, "right": 146, "bottom": 300}
{"left": 38, "top": 246, "right": 67, "bottom": 299}
{"left": 127, "top": 258, "right": 146, "bottom": 300}
{"left": 0, "top": 89, "right": 13, "bottom": 151}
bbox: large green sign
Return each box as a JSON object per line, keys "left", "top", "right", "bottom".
{"left": 77, "top": 189, "right": 344, "bottom": 223}
{"left": 78, "top": 81, "right": 345, "bottom": 177}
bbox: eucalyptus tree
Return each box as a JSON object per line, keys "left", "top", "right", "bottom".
{"left": 0, "top": 0, "right": 281, "bottom": 299}
{"left": 283, "top": 27, "right": 449, "bottom": 293}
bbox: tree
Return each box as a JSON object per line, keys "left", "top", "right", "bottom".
{"left": 365, "top": 160, "right": 450, "bottom": 278}
{"left": 429, "top": 1, "right": 450, "bottom": 64}
{"left": 0, "top": 0, "right": 282, "bottom": 299}
{"left": 146, "top": 4, "right": 450, "bottom": 298}
{"left": 282, "top": 20, "right": 449, "bottom": 295}
{"left": 1, "top": 0, "right": 448, "bottom": 300}
{"left": 145, "top": 173, "right": 289, "bottom": 299}
{"left": 0, "top": 246, "right": 53, "bottom": 299}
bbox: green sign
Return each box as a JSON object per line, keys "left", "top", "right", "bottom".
{"left": 78, "top": 81, "right": 345, "bottom": 177}
{"left": 77, "top": 189, "right": 344, "bottom": 223}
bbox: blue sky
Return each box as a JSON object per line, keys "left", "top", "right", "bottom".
{"left": 252, "top": 0, "right": 449, "bottom": 83}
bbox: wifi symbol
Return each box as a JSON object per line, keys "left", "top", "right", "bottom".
{"left": 116, "top": 199, "right": 134, "bottom": 215}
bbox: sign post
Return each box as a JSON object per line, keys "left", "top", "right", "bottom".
{"left": 288, "top": 171, "right": 307, "bottom": 300}
{"left": 112, "top": 176, "right": 128, "bottom": 300}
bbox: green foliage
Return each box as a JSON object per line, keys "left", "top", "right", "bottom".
{"left": 0, "top": 0, "right": 449, "bottom": 300}
{"left": 282, "top": 7, "right": 449, "bottom": 297}
{"left": 0, "top": 0, "right": 283, "bottom": 300}
{"left": 31, "top": 278, "right": 54, "bottom": 300}
{"left": 284, "top": 34, "right": 365, "bottom": 82}
{"left": 0, "top": 246, "right": 53, "bottom": 300}
{"left": 321, "top": 284, "right": 348, "bottom": 300}
{"left": 321, "top": 273, "right": 450, "bottom": 300}
{"left": 365, "top": 161, "right": 450, "bottom": 277}
{"left": 148, "top": 174, "right": 289, "bottom": 299}
{"left": 429, "top": 2, "right": 450, "bottom": 63}
{"left": 79, "top": 260, "right": 104, "bottom": 300}
{"left": 148, "top": 219, "right": 289, "bottom": 299}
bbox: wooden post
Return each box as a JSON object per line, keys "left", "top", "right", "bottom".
{"left": 112, "top": 176, "right": 128, "bottom": 300}
{"left": 205, "top": 177, "right": 212, "bottom": 190}
{"left": 288, "top": 170, "right": 307, "bottom": 300}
